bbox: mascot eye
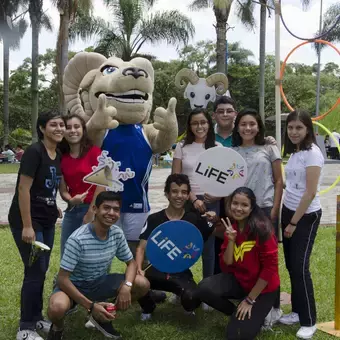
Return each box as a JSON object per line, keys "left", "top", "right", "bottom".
{"left": 102, "top": 66, "right": 118, "bottom": 75}
{"left": 205, "top": 94, "right": 211, "bottom": 100}
{"left": 190, "top": 92, "right": 195, "bottom": 98}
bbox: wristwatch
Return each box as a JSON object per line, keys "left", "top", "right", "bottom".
{"left": 124, "top": 281, "right": 133, "bottom": 288}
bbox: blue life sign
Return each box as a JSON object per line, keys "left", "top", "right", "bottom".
{"left": 146, "top": 220, "right": 204, "bottom": 273}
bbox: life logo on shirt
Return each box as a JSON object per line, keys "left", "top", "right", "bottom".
{"left": 146, "top": 220, "right": 203, "bottom": 273}
{"left": 194, "top": 147, "right": 248, "bottom": 197}
{"left": 234, "top": 241, "right": 256, "bottom": 262}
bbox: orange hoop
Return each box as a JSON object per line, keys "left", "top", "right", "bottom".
{"left": 279, "top": 39, "right": 340, "bottom": 121}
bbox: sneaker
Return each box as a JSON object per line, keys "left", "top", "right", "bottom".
{"left": 16, "top": 329, "right": 44, "bottom": 340}
{"left": 202, "top": 302, "right": 214, "bottom": 312}
{"left": 47, "top": 325, "right": 63, "bottom": 340}
{"left": 140, "top": 313, "right": 152, "bottom": 321}
{"left": 183, "top": 310, "right": 196, "bottom": 316}
{"left": 88, "top": 315, "right": 122, "bottom": 339}
{"left": 296, "top": 326, "right": 317, "bottom": 339}
{"left": 279, "top": 312, "right": 300, "bottom": 325}
{"left": 263, "top": 308, "right": 283, "bottom": 328}
{"left": 168, "top": 293, "right": 180, "bottom": 305}
{"left": 85, "top": 319, "right": 95, "bottom": 329}
{"left": 65, "top": 304, "right": 78, "bottom": 316}
{"left": 36, "top": 320, "right": 52, "bottom": 334}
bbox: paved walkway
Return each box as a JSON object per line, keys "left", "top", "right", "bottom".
{"left": 0, "top": 164, "right": 339, "bottom": 225}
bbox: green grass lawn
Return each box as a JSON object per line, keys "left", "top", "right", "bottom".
{"left": 0, "top": 226, "right": 337, "bottom": 340}
{"left": 0, "top": 163, "right": 19, "bottom": 174}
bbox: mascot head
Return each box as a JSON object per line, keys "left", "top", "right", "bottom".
{"left": 63, "top": 52, "right": 154, "bottom": 124}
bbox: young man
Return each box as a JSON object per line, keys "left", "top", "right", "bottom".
{"left": 136, "top": 174, "right": 223, "bottom": 320}
{"left": 46, "top": 191, "right": 150, "bottom": 340}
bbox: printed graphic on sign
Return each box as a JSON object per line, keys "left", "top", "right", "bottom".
{"left": 146, "top": 220, "right": 203, "bottom": 273}
{"left": 83, "top": 150, "right": 135, "bottom": 192}
{"left": 193, "top": 147, "right": 247, "bottom": 197}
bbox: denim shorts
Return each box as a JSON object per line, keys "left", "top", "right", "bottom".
{"left": 53, "top": 273, "right": 125, "bottom": 302}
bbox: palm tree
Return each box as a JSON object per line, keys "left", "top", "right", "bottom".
{"left": 70, "top": 0, "right": 195, "bottom": 61}
{"left": 52, "top": 0, "right": 93, "bottom": 113}
{"left": 25, "top": 0, "right": 52, "bottom": 142}
{"left": 316, "top": 4, "right": 340, "bottom": 47}
{"left": 0, "top": 0, "right": 27, "bottom": 146}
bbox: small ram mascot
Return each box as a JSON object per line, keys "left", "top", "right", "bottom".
{"left": 63, "top": 52, "right": 178, "bottom": 245}
{"left": 175, "top": 68, "right": 229, "bottom": 109}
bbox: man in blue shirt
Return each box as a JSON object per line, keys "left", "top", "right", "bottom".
{"left": 46, "top": 191, "right": 150, "bottom": 340}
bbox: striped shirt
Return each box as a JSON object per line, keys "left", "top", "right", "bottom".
{"left": 61, "top": 223, "right": 133, "bottom": 282}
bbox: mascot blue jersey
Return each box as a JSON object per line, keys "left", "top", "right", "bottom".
{"left": 102, "top": 124, "right": 153, "bottom": 213}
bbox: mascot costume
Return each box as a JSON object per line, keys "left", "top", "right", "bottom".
{"left": 63, "top": 52, "right": 178, "bottom": 248}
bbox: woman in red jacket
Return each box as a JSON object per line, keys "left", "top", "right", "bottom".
{"left": 196, "top": 187, "right": 279, "bottom": 339}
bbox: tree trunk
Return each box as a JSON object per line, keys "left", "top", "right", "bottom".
{"left": 56, "top": 5, "right": 70, "bottom": 114}
{"left": 31, "top": 17, "right": 39, "bottom": 143}
{"left": 3, "top": 37, "right": 10, "bottom": 147}
{"left": 259, "top": 0, "right": 266, "bottom": 123}
{"left": 215, "top": 18, "right": 227, "bottom": 74}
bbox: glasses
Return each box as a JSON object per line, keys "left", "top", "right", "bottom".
{"left": 190, "top": 121, "right": 209, "bottom": 128}
{"left": 216, "top": 109, "right": 235, "bottom": 115}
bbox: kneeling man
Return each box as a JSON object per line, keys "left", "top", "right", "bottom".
{"left": 47, "top": 191, "right": 149, "bottom": 340}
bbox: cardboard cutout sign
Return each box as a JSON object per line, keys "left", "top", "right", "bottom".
{"left": 83, "top": 151, "right": 135, "bottom": 192}
{"left": 146, "top": 220, "right": 203, "bottom": 273}
{"left": 194, "top": 147, "right": 247, "bottom": 197}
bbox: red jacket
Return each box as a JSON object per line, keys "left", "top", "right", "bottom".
{"left": 219, "top": 223, "right": 280, "bottom": 294}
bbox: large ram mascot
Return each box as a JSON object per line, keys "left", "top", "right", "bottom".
{"left": 63, "top": 52, "right": 178, "bottom": 248}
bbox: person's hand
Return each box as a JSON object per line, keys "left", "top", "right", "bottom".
{"left": 57, "top": 207, "right": 63, "bottom": 219}
{"left": 284, "top": 224, "right": 296, "bottom": 238}
{"left": 69, "top": 192, "right": 88, "bottom": 206}
{"left": 270, "top": 208, "right": 278, "bottom": 224}
{"left": 264, "top": 136, "right": 277, "bottom": 145}
{"left": 202, "top": 211, "right": 218, "bottom": 223}
{"left": 22, "top": 226, "right": 35, "bottom": 243}
{"left": 236, "top": 300, "right": 253, "bottom": 320}
{"left": 193, "top": 199, "right": 206, "bottom": 214}
{"left": 221, "top": 217, "right": 237, "bottom": 242}
{"left": 83, "top": 210, "right": 94, "bottom": 224}
{"left": 116, "top": 285, "right": 132, "bottom": 310}
{"left": 203, "top": 193, "right": 220, "bottom": 204}
{"left": 91, "top": 302, "right": 116, "bottom": 322}
{"left": 137, "top": 269, "right": 145, "bottom": 277}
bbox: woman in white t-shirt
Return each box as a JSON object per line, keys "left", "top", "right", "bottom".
{"left": 172, "top": 109, "right": 220, "bottom": 282}
{"left": 279, "top": 110, "right": 324, "bottom": 340}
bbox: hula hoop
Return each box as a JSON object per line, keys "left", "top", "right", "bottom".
{"left": 281, "top": 121, "right": 340, "bottom": 196}
{"left": 279, "top": 39, "right": 340, "bottom": 121}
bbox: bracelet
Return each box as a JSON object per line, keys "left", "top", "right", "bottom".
{"left": 290, "top": 221, "right": 297, "bottom": 226}
{"left": 245, "top": 296, "right": 256, "bottom": 305}
{"left": 88, "top": 301, "right": 95, "bottom": 314}
{"left": 192, "top": 198, "right": 198, "bottom": 204}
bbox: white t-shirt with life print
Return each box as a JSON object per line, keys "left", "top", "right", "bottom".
{"left": 232, "top": 144, "right": 281, "bottom": 208}
{"left": 283, "top": 143, "right": 324, "bottom": 213}
{"left": 174, "top": 142, "right": 221, "bottom": 195}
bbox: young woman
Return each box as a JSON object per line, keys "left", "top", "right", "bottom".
{"left": 279, "top": 110, "right": 324, "bottom": 339}
{"left": 231, "top": 108, "right": 283, "bottom": 325}
{"left": 195, "top": 187, "right": 280, "bottom": 340}
{"left": 8, "top": 110, "right": 65, "bottom": 340}
{"left": 59, "top": 114, "right": 104, "bottom": 257}
{"left": 172, "top": 109, "right": 221, "bottom": 282}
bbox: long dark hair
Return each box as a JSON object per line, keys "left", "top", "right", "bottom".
{"left": 227, "top": 187, "right": 273, "bottom": 244}
{"left": 183, "top": 109, "right": 216, "bottom": 149}
{"left": 232, "top": 108, "right": 266, "bottom": 147}
{"left": 58, "top": 114, "right": 92, "bottom": 158}
{"left": 283, "top": 109, "right": 317, "bottom": 157}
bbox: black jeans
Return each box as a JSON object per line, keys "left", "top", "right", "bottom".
{"left": 138, "top": 267, "right": 199, "bottom": 313}
{"left": 11, "top": 225, "right": 55, "bottom": 330}
{"left": 195, "top": 273, "right": 277, "bottom": 340}
{"left": 281, "top": 205, "right": 321, "bottom": 326}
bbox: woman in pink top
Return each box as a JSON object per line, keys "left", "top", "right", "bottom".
{"left": 172, "top": 109, "right": 220, "bottom": 287}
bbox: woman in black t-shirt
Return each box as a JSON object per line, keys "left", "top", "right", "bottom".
{"left": 8, "top": 110, "right": 65, "bottom": 340}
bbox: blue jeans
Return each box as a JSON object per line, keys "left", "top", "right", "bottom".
{"left": 197, "top": 195, "right": 220, "bottom": 279}
{"left": 11, "top": 225, "right": 55, "bottom": 330}
{"left": 60, "top": 204, "right": 89, "bottom": 258}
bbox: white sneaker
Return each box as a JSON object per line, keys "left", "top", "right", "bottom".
{"left": 202, "top": 302, "right": 214, "bottom": 312}
{"left": 85, "top": 319, "right": 95, "bottom": 329}
{"left": 296, "top": 325, "right": 317, "bottom": 339}
{"left": 263, "top": 308, "right": 283, "bottom": 328}
{"left": 16, "top": 329, "right": 44, "bottom": 340}
{"left": 36, "top": 320, "right": 52, "bottom": 334}
{"left": 140, "top": 313, "right": 152, "bottom": 321}
{"left": 183, "top": 310, "right": 196, "bottom": 316}
{"left": 168, "top": 293, "right": 180, "bottom": 304}
{"left": 279, "top": 312, "right": 300, "bottom": 325}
